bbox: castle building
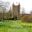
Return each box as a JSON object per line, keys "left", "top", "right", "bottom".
{"left": 12, "top": 3, "right": 20, "bottom": 19}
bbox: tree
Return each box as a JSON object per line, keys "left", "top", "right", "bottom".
{"left": 0, "top": 1, "right": 10, "bottom": 13}
{"left": 22, "top": 7, "right": 25, "bottom": 14}
{"left": 30, "top": 10, "right": 32, "bottom": 14}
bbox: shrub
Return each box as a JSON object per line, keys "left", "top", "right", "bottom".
{"left": 22, "top": 15, "right": 32, "bottom": 22}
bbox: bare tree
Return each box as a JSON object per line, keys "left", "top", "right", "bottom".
{"left": 30, "top": 10, "right": 32, "bottom": 14}
{"left": 0, "top": 1, "right": 10, "bottom": 21}
{"left": 22, "top": 7, "right": 25, "bottom": 14}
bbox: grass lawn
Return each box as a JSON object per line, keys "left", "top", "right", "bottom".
{"left": 0, "top": 20, "right": 32, "bottom": 32}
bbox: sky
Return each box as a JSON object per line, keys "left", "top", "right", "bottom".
{"left": 0, "top": 0, "right": 32, "bottom": 14}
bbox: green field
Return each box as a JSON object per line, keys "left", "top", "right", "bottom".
{"left": 0, "top": 20, "right": 32, "bottom": 32}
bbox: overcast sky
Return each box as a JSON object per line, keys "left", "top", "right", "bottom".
{"left": 0, "top": 0, "right": 32, "bottom": 14}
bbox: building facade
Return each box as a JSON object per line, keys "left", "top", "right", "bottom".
{"left": 12, "top": 3, "right": 20, "bottom": 19}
